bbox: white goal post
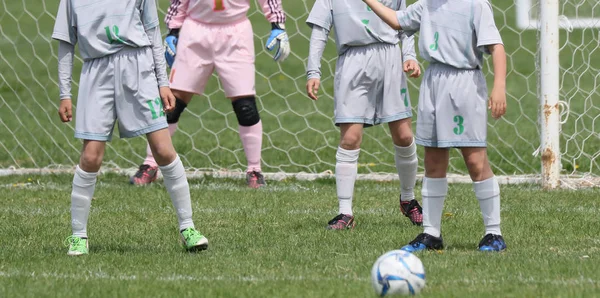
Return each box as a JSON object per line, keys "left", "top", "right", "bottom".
{"left": 516, "top": 0, "right": 600, "bottom": 30}
{"left": 538, "top": 0, "right": 561, "bottom": 189}
{"left": 517, "top": 0, "right": 600, "bottom": 188}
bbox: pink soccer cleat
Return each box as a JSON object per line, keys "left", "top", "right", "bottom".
{"left": 246, "top": 171, "right": 266, "bottom": 188}
{"left": 130, "top": 164, "right": 159, "bottom": 185}
{"left": 400, "top": 199, "right": 423, "bottom": 226}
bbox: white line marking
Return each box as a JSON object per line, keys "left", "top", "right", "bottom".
{"left": 0, "top": 271, "right": 598, "bottom": 287}
{"left": 0, "top": 271, "right": 367, "bottom": 283}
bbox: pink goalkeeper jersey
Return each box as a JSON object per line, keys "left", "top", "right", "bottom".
{"left": 165, "top": 0, "right": 285, "bottom": 28}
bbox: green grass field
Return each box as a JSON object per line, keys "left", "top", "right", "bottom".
{"left": 1, "top": 174, "right": 600, "bottom": 297}
{"left": 0, "top": 0, "right": 598, "bottom": 176}
{"left": 0, "top": 1, "right": 599, "bottom": 297}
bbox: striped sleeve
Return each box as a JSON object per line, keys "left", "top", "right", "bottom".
{"left": 164, "top": 0, "right": 190, "bottom": 29}
{"left": 258, "top": 0, "right": 286, "bottom": 24}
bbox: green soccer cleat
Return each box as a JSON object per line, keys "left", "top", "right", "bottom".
{"left": 180, "top": 227, "right": 208, "bottom": 252}
{"left": 64, "top": 235, "right": 89, "bottom": 256}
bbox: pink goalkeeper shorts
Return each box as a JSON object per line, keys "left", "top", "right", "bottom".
{"left": 169, "top": 18, "right": 256, "bottom": 98}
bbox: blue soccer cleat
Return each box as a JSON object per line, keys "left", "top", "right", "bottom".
{"left": 401, "top": 233, "right": 444, "bottom": 253}
{"left": 478, "top": 234, "right": 507, "bottom": 252}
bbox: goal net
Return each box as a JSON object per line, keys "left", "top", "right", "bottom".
{"left": 0, "top": 0, "right": 598, "bottom": 188}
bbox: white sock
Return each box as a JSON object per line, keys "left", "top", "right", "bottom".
{"left": 71, "top": 165, "right": 97, "bottom": 238}
{"left": 394, "top": 139, "right": 417, "bottom": 201}
{"left": 336, "top": 147, "right": 360, "bottom": 216}
{"left": 159, "top": 155, "right": 194, "bottom": 231}
{"left": 422, "top": 177, "right": 448, "bottom": 238}
{"left": 474, "top": 176, "right": 502, "bottom": 236}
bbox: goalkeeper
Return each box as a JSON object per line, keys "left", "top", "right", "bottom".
{"left": 130, "top": 0, "right": 291, "bottom": 189}
{"left": 306, "top": 0, "right": 423, "bottom": 229}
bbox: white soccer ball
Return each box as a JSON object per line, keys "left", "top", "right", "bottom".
{"left": 371, "top": 250, "right": 426, "bottom": 296}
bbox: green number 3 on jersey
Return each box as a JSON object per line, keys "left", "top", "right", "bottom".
{"left": 453, "top": 115, "right": 464, "bottom": 135}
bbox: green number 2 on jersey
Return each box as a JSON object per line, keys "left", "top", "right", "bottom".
{"left": 104, "top": 25, "right": 125, "bottom": 44}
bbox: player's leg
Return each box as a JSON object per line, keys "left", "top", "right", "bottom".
{"left": 117, "top": 47, "right": 207, "bottom": 251}
{"left": 131, "top": 90, "right": 193, "bottom": 185}
{"left": 327, "top": 123, "right": 363, "bottom": 230}
{"left": 66, "top": 140, "right": 107, "bottom": 256}
{"left": 213, "top": 19, "right": 264, "bottom": 188}
{"left": 146, "top": 129, "right": 207, "bottom": 251}
{"left": 131, "top": 18, "right": 214, "bottom": 185}
{"left": 380, "top": 44, "right": 422, "bottom": 225}
{"left": 460, "top": 147, "right": 504, "bottom": 251}
{"left": 388, "top": 119, "right": 422, "bottom": 225}
{"left": 401, "top": 147, "right": 448, "bottom": 253}
{"left": 231, "top": 95, "right": 264, "bottom": 188}
{"left": 66, "top": 57, "right": 115, "bottom": 256}
{"left": 411, "top": 66, "right": 504, "bottom": 252}
{"left": 401, "top": 65, "right": 446, "bottom": 252}
{"left": 325, "top": 45, "right": 376, "bottom": 230}
{"left": 449, "top": 67, "right": 505, "bottom": 251}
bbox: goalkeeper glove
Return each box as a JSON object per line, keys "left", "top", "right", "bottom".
{"left": 266, "top": 23, "right": 290, "bottom": 63}
{"left": 164, "top": 29, "right": 180, "bottom": 68}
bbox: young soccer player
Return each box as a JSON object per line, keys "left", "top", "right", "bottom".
{"left": 54, "top": 0, "right": 208, "bottom": 255}
{"left": 306, "top": 0, "right": 424, "bottom": 229}
{"left": 362, "top": 0, "right": 508, "bottom": 251}
{"left": 129, "top": 0, "right": 290, "bottom": 189}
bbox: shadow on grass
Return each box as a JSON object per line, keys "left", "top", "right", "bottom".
{"left": 87, "top": 243, "right": 181, "bottom": 254}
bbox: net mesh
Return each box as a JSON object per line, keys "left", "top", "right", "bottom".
{"left": 0, "top": 0, "right": 598, "bottom": 187}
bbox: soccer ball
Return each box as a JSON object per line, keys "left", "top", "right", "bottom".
{"left": 371, "top": 250, "right": 426, "bottom": 296}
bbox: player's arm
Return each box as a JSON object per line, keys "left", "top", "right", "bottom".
{"left": 397, "top": 1, "right": 420, "bottom": 78}
{"left": 362, "top": 0, "right": 402, "bottom": 30}
{"left": 305, "top": 0, "right": 333, "bottom": 100}
{"left": 364, "top": 0, "right": 423, "bottom": 33}
{"left": 400, "top": 32, "right": 420, "bottom": 78}
{"left": 161, "top": 0, "right": 189, "bottom": 68}
{"left": 259, "top": 0, "right": 290, "bottom": 62}
{"left": 258, "top": 0, "right": 286, "bottom": 25}
{"left": 52, "top": 0, "right": 77, "bottom": 123}
{"left": 474, "top": 1, "right": 506, "bottom": 119}
{"left": 164, "top": 0, "right": 190, "bottom": 30}
{"left": 147, "top": 27, "right": 169, "bottom": 90}
{"left": 143, "top": 0, "right": 175, "bottom": 112}
{"left": 57, "top": 41, "right": 74, "bottom": 122}
{"left": 488, "top": 44, "right": 507, "bottom": 119}
{"left": 306, "top": 25, "right": 330, "bottom": 100}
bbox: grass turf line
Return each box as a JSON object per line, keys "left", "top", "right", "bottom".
{"left": 0, "top": 174, "right": 599, "bottom": 297}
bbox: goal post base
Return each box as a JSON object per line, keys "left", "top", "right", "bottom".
{"left": 1, "top": 168, "right": 598, "bottom": 189}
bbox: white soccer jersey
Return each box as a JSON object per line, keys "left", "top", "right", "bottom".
{"left": 52, "top": 0, "right": 159, "bottom": 61}
{"left": 396, "top": 0, "right": 503, "bottom": 69}
{"left": 307, "top": 0, "right": 408, "bottom": 55}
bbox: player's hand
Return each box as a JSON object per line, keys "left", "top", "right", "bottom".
{"left": 159, "top": 86, "right": 176, "bottom": 113}
{"left": 58, "top": 99, "right": 72, "bottom": 122}
{"left": 489, "top": 87, "right": 507, "bottom": 119}
{"left": 164, "top": 29, "right": 179, "bottom": 68}
{"left": 403, "top": 60, "right": 421, "bottom": 78}
{"left": 306, "top": 78, "right": 321, "bottom": 100}
{"left": 266, "top": 23, "right": 290, "bottom": 63}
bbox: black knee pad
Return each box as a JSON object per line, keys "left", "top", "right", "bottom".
{"left": 166, "top": 98, "right": 188, "bottom": 124}
{"left": 232, "top": 96, "right": 260, "bottom": 126}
